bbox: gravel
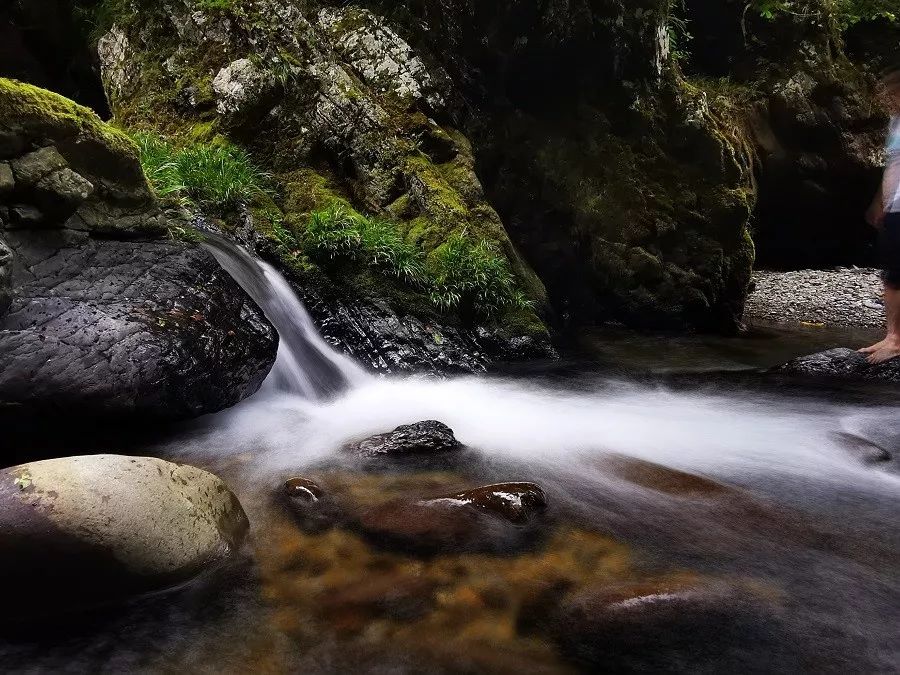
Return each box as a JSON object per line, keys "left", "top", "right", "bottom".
{"left": 744, "top": 268, "right": 886, "bottom": 329}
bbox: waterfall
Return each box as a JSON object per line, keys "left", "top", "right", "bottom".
{"left": 202, "top": 234, "right": 367, "bottom": 400}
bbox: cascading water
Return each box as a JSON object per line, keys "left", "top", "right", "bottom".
{"left": 26, "top": 235, "right": 891, "bottom": 673}
{"left": 203, "top": 234, "right": 367, "bottom": 400}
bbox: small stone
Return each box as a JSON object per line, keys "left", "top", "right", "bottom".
{"left": 344, "top": 420, "right": 462, "bottom": 458}
{"left": 283, "top": 476, "right": 324, "bottom": 503}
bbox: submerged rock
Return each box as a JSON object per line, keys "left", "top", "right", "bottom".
{"left": 344, "top": 421, "right": 462, "bottom": 459}
{"left": 425, "top": 482, "right": 547, "bottom": 524}
{"left": 776, "top": 348, "right": 900, "bottom": 383}
{"left": 549, "top": 579, "right": 770, "bottom": 670}
{"left": 0, "top": 455, "right": 249, "bottom": 618}
{"left": 355, "top": 481, "right": 548, "bottom": 555}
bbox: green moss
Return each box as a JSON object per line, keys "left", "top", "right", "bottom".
{"left": 0, "top": 77, "right": 139, "bottom": 164}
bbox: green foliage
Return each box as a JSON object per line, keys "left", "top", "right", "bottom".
{"left": 132, "top": 132, "right": 271, "bottom": 212}
{"left": 753, "top": 0, "right": 897, "bottom": 29}
{"left": 428, "top": 233, "right": 531, "bottom": 315}
{"left": 301, "top": 203, "right": 528, "bottom": 317}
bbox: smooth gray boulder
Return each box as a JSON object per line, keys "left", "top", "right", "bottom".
{"left": 0, "top": 455, "right": 249, "bottom": 618}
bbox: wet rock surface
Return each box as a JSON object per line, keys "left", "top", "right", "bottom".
{"left": 355, "top": 481, "right": 548, "bottom": 555}
{"left": 0, "top": 455, "right": 249, "bottom": 618}
{"left": 344, "top": 421, "right": 462, "bottom": 458}
{"left": 548, "top": 579, "right": 776, "bottom": 671}
{"left": 425, "top": 482, "right": 548, "bottom": 524}
{"left": 776, "top": 347, "right": 900, "bottom": 383}
{"left": 745, "top": 268, "right": 884, "bottom": 329}
{"left": 0, "top": 229, "right": 277, "bottom": 418}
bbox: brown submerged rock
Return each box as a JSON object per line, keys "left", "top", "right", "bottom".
{"left": 424, "top": 482, "right": 548, "bottom": 523}
{"left": 355, "top": 482, "right": 548, "bottom": 555}
{"left": 280, "top": 476, "right": 346, "bottom": 534}
{"left": 549, "top": 578, "right": 773, "bottom": 670}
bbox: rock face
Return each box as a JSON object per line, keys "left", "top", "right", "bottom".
{"left": 0, "top": 79, "right": 277, "bottom": 418}
{"left": 89, "top": 0, "right": 757, "bottom": 338}
{"left": 777, "top": 348, "right": 900, "bottom": 383}
{"left": 344, "top": 421, "right": 462, "bottom": 458}
{"left": 0, "top": 455, "right": 249, "bottom": 618}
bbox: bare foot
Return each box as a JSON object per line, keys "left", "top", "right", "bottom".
{"left": 859, "top": 339, "right": 888, "bottom": 354}
{"left": 866, "top": 339, "right": 900, "bottom": 364}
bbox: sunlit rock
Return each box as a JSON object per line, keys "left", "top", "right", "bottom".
{"left": 0, "top": 455, "right": 249, "bottom": 619}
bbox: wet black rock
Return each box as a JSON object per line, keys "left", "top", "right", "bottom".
{"left": 776, "top": 348, "right": 900, "bottom": 383}
{"left": 344, "top": 421, "right": 462, "bottom": 459}
{"left": 355, "top": 481, "right": 548, "bottom": 555}
{"left": 294, "top": 280, "right": 557, "bottom": 375}
{"left": 425, "top": 482, "right": 548, "bottom": 524}
{"left": 0, "top": 229, "right": 277, "bottom": 419}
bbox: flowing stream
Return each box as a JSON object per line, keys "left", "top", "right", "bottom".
{"left": 4, "top": 240, "right": 898, "bottom": 673}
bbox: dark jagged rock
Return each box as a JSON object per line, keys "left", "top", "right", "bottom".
{"left": 0, "top": 229, "right": 276, "bottom": 418}
{"left": 425, "top": 482, "right": 547, "bottom": 524}
{"left": 344, "top": 421, "right": 462, "bottom": 458}
{"left": 297, "top": 282, "right": 556, "bottom": 375}
{"left": 0, "top": 455, "right": 249, "bottom": 619}
{"left": 355, "top": 481, "right": 548, "bottom": 555}
{"left": 776, "top": 348, "right": 900, "bottom": 383}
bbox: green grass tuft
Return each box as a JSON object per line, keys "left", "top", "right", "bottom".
{"left": 132, "top": 132, "right": 271, "bottom": 212}
{"left": 302, "top": 203, "right": 528, "bottom": 317}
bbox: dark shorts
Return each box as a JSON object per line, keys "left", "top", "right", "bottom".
{"left": 881, "top": 211, "right": 900, "bottom": 287}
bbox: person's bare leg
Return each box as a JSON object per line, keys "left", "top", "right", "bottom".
{"left": 867, "top": 284, "right": 900, "bottom": 362}
{"left": 859, "top": 284, "right": 893, "bottom": 353}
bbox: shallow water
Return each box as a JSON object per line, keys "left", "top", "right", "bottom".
{"left": 3, "top": 247, "right": 898, "bottom": 673}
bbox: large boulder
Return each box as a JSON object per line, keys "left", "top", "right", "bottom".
{"left": 0, "top": 455, "right": 249, "bottom": 618}
{"left": 0, "top": 79, "right": 278, "bottom": 418}
{"left": 0, "top": 229, "right": 277, "bottom": 418}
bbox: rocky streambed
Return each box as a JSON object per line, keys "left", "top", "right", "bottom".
{"left": 745, "top": 268, "right": 885, "bottom": 329}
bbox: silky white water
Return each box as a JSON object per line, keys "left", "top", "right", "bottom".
{"left": 198, "top": 235, "right": 900, "bottom": 497}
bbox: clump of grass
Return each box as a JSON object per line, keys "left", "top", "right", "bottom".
{"left": 303, "top": 203, "right": 529, "bottom": 317}
{"left": 132, "top": 132, "right": 271, "bottom": 212}
{"left": 428, "top": 232, "right": 531, "bottom": 315}
{"left": 306, "top": 203, "right": 425, "bottom": 284}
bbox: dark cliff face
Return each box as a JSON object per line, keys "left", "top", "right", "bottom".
{"left": 367, "top": 0, "right": 756, "bottom": 331}
{"left": 3, "top": 0, "right": 893, "bottom": 339}
{"left": 681, "top": 0, "right": 887, "bottom": 270}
